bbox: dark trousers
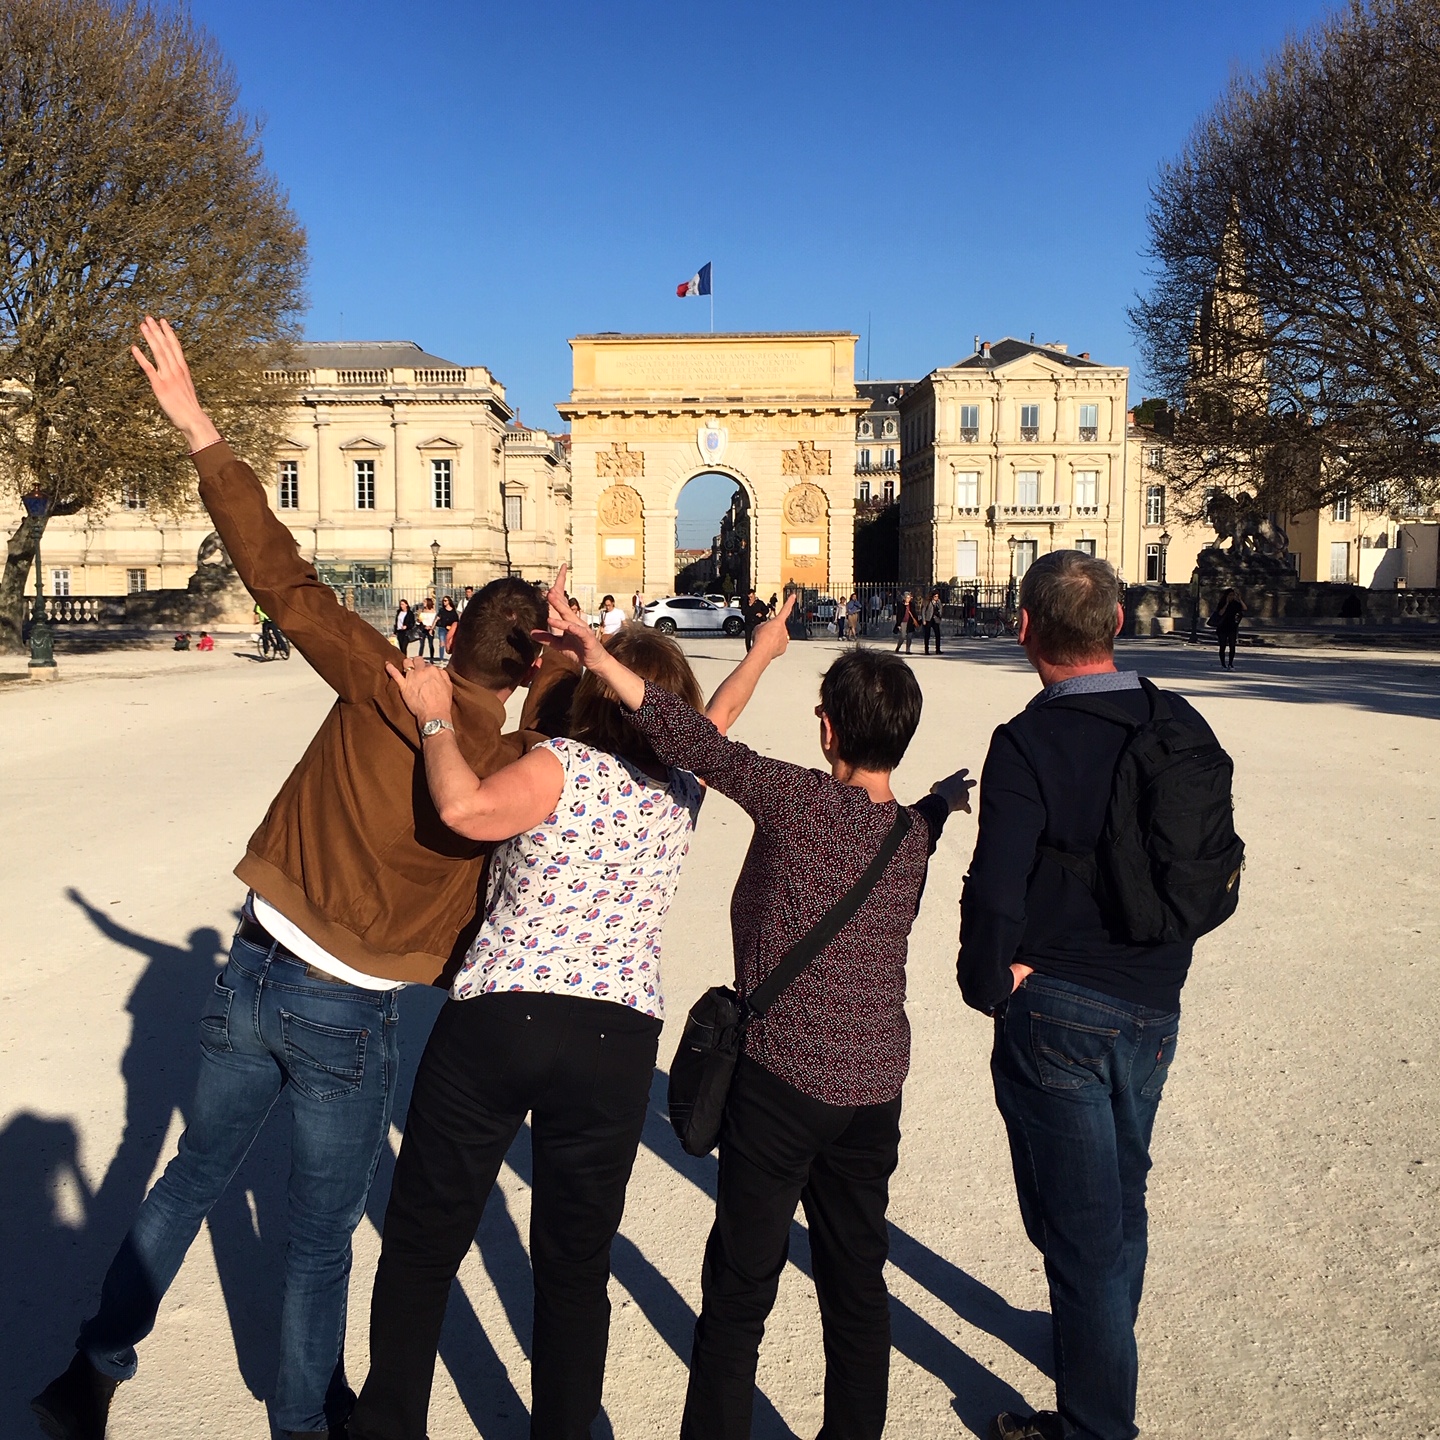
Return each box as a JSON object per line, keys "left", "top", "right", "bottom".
{"left": 1217, "top": 627, "right": 1238, "bottom": 668}
{"left": 922, "top": 618, "right": 942, "bottom": 653}
{"left": 991, "top": 975, "right": 1180, "bottom": 1440}
{"left": 349, "top": 992, "right": 661, "bottom": 1440}
{"left": 680, "top": 1058, "right": 902, "bottom": 1440}
{"left": 744, "top": 623, "right": 757, "bottom": 652}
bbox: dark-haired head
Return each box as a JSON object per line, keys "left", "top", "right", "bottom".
{"left": 570, "top": 627, "right": 703, "bottom": 769}
{"left": 1017, "top": 550, "right": 1122, "bottom": 665}
{"left": 446, "top": 576, "right": 548, "bottom": 689}
{"left": 817, "top": 650, "right": 922, "bottom": 773}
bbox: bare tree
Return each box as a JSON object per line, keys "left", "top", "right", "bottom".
{"left": 1131, "top": 0, "right": 1440, "bottom": 521}
{"left": 0, "top": 0, "right": 306, "bottom": 650}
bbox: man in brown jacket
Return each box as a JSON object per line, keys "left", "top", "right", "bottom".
{"left": 32, "top": 319, "right": 556, "bottom": 1440}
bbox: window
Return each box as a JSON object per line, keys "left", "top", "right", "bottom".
{"left": 1332, "top": 494, "right": 1351, "bottom": 522}
{"left": 51, "top": 568, "right": 71, "bottom": 596}
{"left": 504, "top": 493, "right": 523, "bottom": 532}
{"left": 1076, "top": 538, "right": 1097, "bottom": 557}
{"left": 858, "top": 447, "right": 871, "bottom": 469}
{"left": 1145, "top": 484, "right": 1165, "bottom": 526}
{"left": 1012, "top": 539, "right": 1038, "bottom": 577}
{"left": 1078, "top": 403, "right": 1099, "bottom": 441}
{"left": 955, "top": 539, "right": 979, "bottom": 579}
{"left": 435, "top": 566, "right": 454, "bottom": 591}
{"left": 431, "top": 458, "right": 453, "bottom": 510}
{"left": 883, "top": 419, "right": 896, "bottom": 437}
{"left": 278, "top": 460, "right": 299, "bottom": 510}
{"left": 1016, "top": 471, "right": 1040, "bottom": 508}
{"left": 354, "top": 459, "right": 376, "bottom": 510}
{"left": 960, "top": 403, "right": 979, "bottom": 440}
{"left": 1020, "top": 403, "right": 1040, "bottom": 439}
{"left": 126, "top": 568, "right": 148, "bottom": 594}
{"left": 1144, "top": 544, "right": 1162, "bottom": 583}
{"left": 1146, "top": 445, "right": 1163, "bottom": 468}
{"left": 1329, "top": 541, "right": 1350, "bottom": 582}
{"left": 857, "top": 480, "right": 871, "bottom": 503}
{"left": 882, "top": 479, "right": 895, "bottom": 505}
{"left": 955, "top": 472, "right": 980, "bottom": 509}
{"left": 120, "top": 484, "right": 145, "bottom": 511}
{"left": 1074, "top": 470, "right": 1098, "bottom": 509}
{"left": 883, "top": 447, "right": 896, "bottom": 467}
{"left": 859, "top": 420, "right": 872, "bottom": 438}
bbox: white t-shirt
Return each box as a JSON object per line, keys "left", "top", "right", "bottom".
{"left": 417, "top": 609, "right": 439, "bottom": 631}
{"left": 248, "top": 894, "right": 404, "bottom": 990}
{"left": 602, "top": 608, "right": 625, "bottom": 636}
{"left": 451, "top": 738, "right": 702, "bottom": 1018}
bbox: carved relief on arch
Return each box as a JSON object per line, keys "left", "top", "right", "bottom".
{"left": 781, "top": 438, "right": 830, "bottom": 476}
{"left": 596, "top": 441, "right": 644, "bottom": 479}
{"left": 598, "top": 483, "right": 643, "bottom": 529}
{"left": 596, "top": 483, "right": 644, "bottom": 583}
{"left": 783, "top": 482, "right": 828, "bottom": 527}
{"left": 781, "top": 482, "right": 829, "bottom": 589}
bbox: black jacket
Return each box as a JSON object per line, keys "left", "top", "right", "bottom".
{"left": 957, "top": 676, "right": 1211, "bottom": 1015}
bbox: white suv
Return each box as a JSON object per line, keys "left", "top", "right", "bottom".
{"left": 641, "top": 596, "right": 746, "bottom": 636}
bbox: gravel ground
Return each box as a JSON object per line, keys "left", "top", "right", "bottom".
{"left": 1, "top": 635, "right": 1436, "bottom": 1439}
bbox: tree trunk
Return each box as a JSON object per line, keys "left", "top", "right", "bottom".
{"left": 1, "top": 512, "right": 47, "bottom": 654}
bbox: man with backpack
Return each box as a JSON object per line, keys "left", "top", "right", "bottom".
{"left": 957, "top": 550, "right": 1242, "bottom": 1440}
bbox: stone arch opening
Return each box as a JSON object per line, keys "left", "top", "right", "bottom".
{"left": 672, "top": 469, "right": 753, "bottom": 597}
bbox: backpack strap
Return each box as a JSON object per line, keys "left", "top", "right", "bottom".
{"left": 746, "top": 806, "right": 913, "bottom": 1019}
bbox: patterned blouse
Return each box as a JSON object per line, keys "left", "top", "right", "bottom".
{"left": 451, "top": 737, "right": 703, "bottom": 1018}
{"left": 628, "top": 683, "right": 949, "bottom": 1107}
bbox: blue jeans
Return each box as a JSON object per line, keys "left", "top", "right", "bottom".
{"left": 991, "top": 974, "right": 1180, "bottom": 1440}
{"left": 77, "top": 932, "right": 399, "bottom": 1434}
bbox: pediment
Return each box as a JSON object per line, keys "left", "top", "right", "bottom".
{"left": 991, "top": 353, "right": 1074, "bottom": 380}
{"left": 338, "top": 436, "right": 386, "bottom": 452}
{"left": 276, "top": 436, "right": 308, "bottom": 451}
{"left": 414, "top": 435, "right": 462, "bottom": 450}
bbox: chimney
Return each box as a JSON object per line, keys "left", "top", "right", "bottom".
{"left": 981, "top": 341, "right": 992, "bottom": 361}
{"left": 1079, "top": 352, "right": 1090, "bottom": 360}
{"left": 973, "top": 334, "right": 981, "bottom": 354}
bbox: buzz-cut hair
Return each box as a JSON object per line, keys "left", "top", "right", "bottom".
{"left": 445, "top": 577, "right": 548, "bottom": 689}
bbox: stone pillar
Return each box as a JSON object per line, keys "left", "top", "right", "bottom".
{"left": 829, "top": 503, "right": 855, "bottom": 594}
{"left": 646, "top": 507, "right": 677, "bottom": 595}
{"left": 753, "top": 506, "right": 782, "bottom": 602}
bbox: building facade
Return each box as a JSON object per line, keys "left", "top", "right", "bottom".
{"left": 559, "top": 332, "right": 866, "bottom": 605}
{"left": 29, "top": 341, "right": 572, "bottom": 602}
{"left": 898, "top": 339, "right": 1128, "bottom": 585}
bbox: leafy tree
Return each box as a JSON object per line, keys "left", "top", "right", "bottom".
{"left": 1131, "top": 0, "right": 1440, "bottom": 520}
{"left": 0, "top": 0, "right": 306, "bottom": 650}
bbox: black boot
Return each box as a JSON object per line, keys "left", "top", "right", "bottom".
{"left": 31, "top": 1353, "right": 119, "bottom": 1440}
{"left": 988, "top": 1411, "right": 1064, "bottom": 1440}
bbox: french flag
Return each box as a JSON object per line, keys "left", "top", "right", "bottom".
{"left": 676, "top": 262, "right": 712, "bottom": 298}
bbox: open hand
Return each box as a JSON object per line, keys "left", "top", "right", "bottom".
{"left": 385, "top": 658, "right": 454, "bottom": 724}
{"left": 131, "top": 317, "right": 222, "bottom": 453}
{"left": 930, "top": 768, "right": 975, "bottom": 814}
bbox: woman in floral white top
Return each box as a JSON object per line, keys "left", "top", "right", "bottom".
{"left": 350, "top": 606, "right": 795, "bottom": 1440}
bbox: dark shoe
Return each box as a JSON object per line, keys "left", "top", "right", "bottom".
{"left": 31, "top": 1354, "right": 118, "bottom": 1440}
{"left": 283, "top": 1430, "right": 346, "bottom": 1440}
{"left": 988, "top": 1412, "right": 1065, "bottom": 1440}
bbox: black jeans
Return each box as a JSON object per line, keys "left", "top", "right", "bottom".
{"left": 1217, "top": 627, "right": 1238, "bottom": 668}
{"left": 680, "top": 1058, "right": 902, "bottom": 1440}
{"left": 922, "top": 618, "right": 942, "bottom": 653}
{"left": 349, "top": 992, "right": 661, "bottom": 1440}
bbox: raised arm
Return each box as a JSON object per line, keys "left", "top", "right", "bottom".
{"left": 386, "top": 660, "right": 565, "bottom": 840}
{"left": 704, "top": 595, "right": 795, "bottom": 735}
{"left": 133, "top": 317, "right": 394, "bottom": 702}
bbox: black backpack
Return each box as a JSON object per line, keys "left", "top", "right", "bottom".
{"left": 1041, "top": 678, "right": 1244, "bottom": 946}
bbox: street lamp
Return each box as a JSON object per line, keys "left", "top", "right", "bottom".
{"left": 22, "top": 493, "right": 56, "bottom": 677}
{"left": 1158, "top": 528, "right": 1172, "bottom": 587}
{"left": 1005, "top": 534, "right": 1019, "bottom": 615}
{"left": 430, "top": 539, "right": 441, "bottom": 598}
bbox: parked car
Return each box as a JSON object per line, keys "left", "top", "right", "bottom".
{"left": 702, "top": 593, "right": 740, "bottom": 608}
{"left": 642, "top": 595, "right": 746, "bottom": 636}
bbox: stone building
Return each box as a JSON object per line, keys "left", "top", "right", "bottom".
{"left": 30, "top": 340, "right": 572, "bottom": 602}
{"left": 853, "top": 381, "right": 908, "bottom": 509}
{"left": 897, "top": 339, "right": 1128, "bottom": 585}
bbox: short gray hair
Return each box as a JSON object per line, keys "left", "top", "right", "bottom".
{"left": 1018, "top": 550, "right": 1122, "bottom": 663}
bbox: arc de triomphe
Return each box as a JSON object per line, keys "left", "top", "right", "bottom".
{"left": 557, "top": 332, "right": 866, "bottom": 602}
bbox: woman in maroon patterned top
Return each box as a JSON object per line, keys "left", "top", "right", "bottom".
{"left": 536, "top": 597, "right": 974, "bottom": 1440}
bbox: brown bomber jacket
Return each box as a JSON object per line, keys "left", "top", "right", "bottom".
{"left": 194, "top": 440, "right": 527, "bottom": 985}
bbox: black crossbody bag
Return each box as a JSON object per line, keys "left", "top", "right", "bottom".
{"left": 667, "top": 807, "right": 913, "bottom": 1157}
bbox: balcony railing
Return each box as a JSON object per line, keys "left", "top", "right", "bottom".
{"left": 991, "top": 504, "right": 1069, "bottom": 520}
{"left": 960, "top": 428, "right": 979, "bottom": 442}
{"left": 854, "top": 459, "right": 898, "bottom": 474}
{"left": 335, "top": 369, "right": 391, "bottom": 386}
{"left": 1074, "top": 504, "right": 1100, "bottom": 516}
{"left": 953, "top": 505, "right": 982, "bottom": 517}
{"left": 1079, "top": 426, "right": 1098, "bottom": 441}
{"left": 263, "top": 369, "right": 313, "bottom": 386}
{"left": 1020, "top": 427, "right": 1040, "bottom": 442}
{"left": 413, "top": 368, "right": 467, "bottom": 385}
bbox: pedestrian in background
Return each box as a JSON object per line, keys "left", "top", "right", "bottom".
{"left": 1213, "top": 587, "right": 1246, "bottom": 670}
{"left": 894, "top": 592, "right": 918, "bottom": 654}
{"left": 921, "top": 590, "right": 943, "bottom": 655}
{"left": 741, "top": 588, "right": 770, "bottom": 652}
{"left": 846, "top": 593, "right": 861, "bottom": 639}
{"left": 416, "top": 597, "right": 439, "bottom": 659}
{"left": 394, "top": 599, "right": 415, "bottom": 655}
{"left": 437, "top": 596, "right": 459, "bottom": 662}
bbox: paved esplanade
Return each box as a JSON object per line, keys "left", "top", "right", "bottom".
{"left": 2, "top": 639, "right": 1436, "bottom": 1437}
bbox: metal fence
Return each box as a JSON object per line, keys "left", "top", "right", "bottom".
{"left": 787, "top": 581, "right": 1018, "bottom": 639}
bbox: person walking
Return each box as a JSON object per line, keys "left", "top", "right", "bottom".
{"left": 436, "top": 595, "right": 459, "bottom": 662}
{"left": 894, "top": 591, "right": 918, "bottom": 653}
{"left": 457, "top": 584, "right": 474, "bottom": 615}
{"left": 31, "top": 317, "right": 554, "bottom": 1440}
{"left": 957, "top": 549, "right": 1241, "bottom": 1440}
{"left": 921, "top": 589, "right": 943, "bottom": 655}
{"left": 741, "top": 587, "right": 770, "bottom": 652}
{"left": 1212, "top": 587, "right": 1246, "bottom": 670}
{"left": 962, "top": 588, "right": 979, "bottom": 637}
{"left": 415, "top": 597, "right": 439, "bottom": 659}
{"left": 347, "top": 612, "right": 793, "bottom": 1440}
{"left": 845, "top": 592, "right": 861, "bottom": 639}
{"left": 393, "top": 599, "right": 415, "bottom": 655}
{"left": 602, "top": 639, "right": 972, "bottom": 1440}
{"left": 599, "top": 593, "right": 625, "bottom": 638}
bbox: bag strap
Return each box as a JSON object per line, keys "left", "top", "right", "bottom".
{"left": 1042, "top": 675, "right": 1168, "bottom": 728}
{"left": 746, "top": 806, "right": 914, "bottom": 1020}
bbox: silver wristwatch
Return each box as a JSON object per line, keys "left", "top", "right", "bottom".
{"left": 420, "top": 718, "right": 455, "bottom": 740}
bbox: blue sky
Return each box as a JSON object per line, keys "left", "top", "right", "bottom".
{"left": 190, "top": 0, "right": 1331, "bottom": 543}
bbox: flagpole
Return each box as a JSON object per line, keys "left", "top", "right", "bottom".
{"left": 710, "top": 264, "right": 714, "bottom": 333}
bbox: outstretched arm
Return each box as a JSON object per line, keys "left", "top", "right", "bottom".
{"left": 703, "top": 595, "right": 796, "bottom": 735}
{"left": 386, "top": 660, "right": 565, "bottom": 839}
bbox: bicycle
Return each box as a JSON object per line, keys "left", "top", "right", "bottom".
{"left": 254, "top": 623, "right": 291, "bottom": 660}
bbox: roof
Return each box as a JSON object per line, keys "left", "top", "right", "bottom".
{"left": 294, "top": 341, "right": 465, "bottom": 370}
{"left": 952, "top": 338, "right": 1104, "bottom": 370}
{"left": 855, "top": 380, "right": 916, "bottom": 409}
